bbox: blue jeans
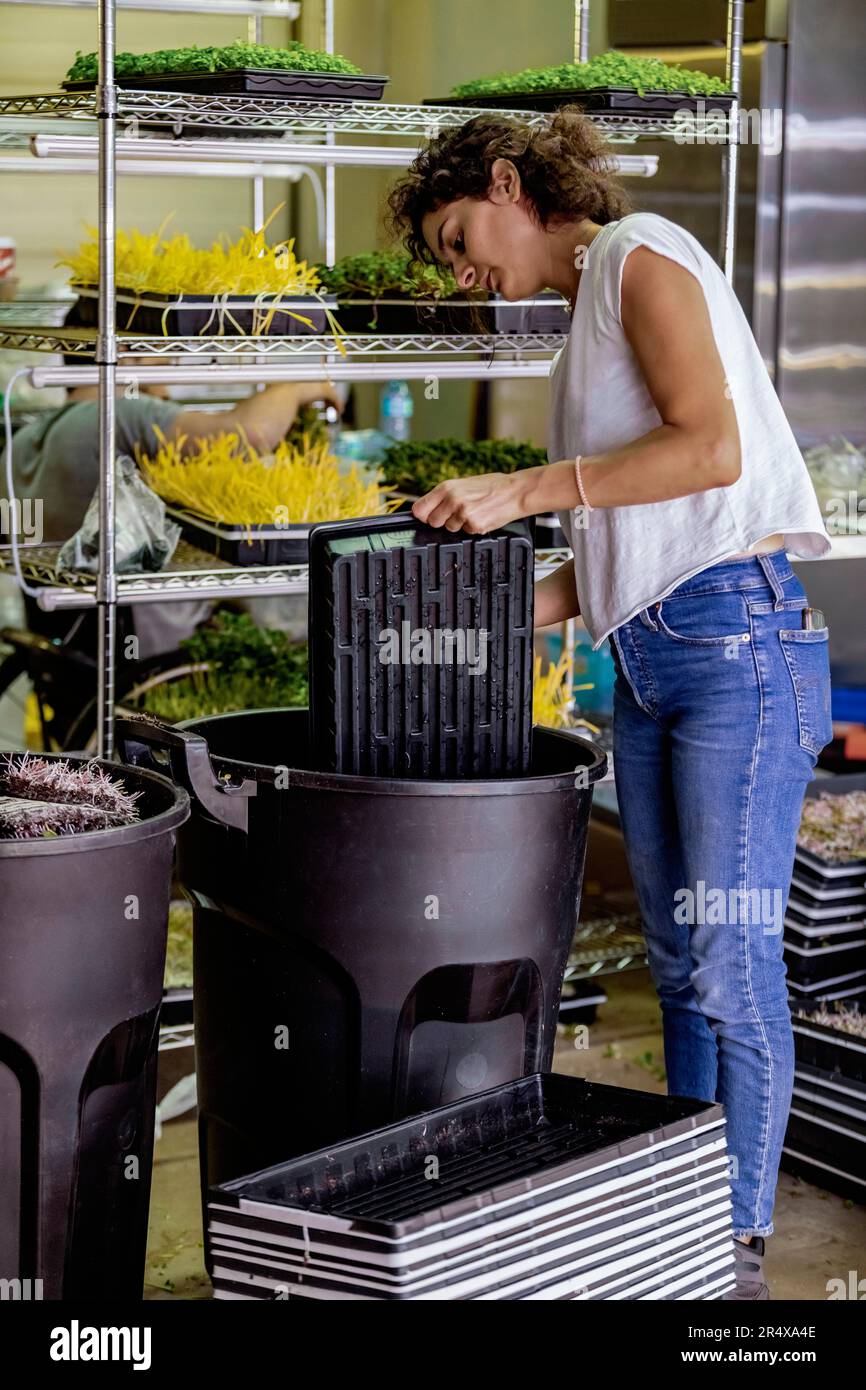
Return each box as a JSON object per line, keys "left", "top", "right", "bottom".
{"left": 608, "top": 551, "right": 833, "bottom": 1238}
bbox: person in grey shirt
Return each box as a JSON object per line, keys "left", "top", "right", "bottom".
{"left": 8, "top": 368, "right": 340, "bottom": 656}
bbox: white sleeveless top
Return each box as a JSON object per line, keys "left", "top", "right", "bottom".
{"left": 547, "top": 212, "right": 830, "bottom": 648}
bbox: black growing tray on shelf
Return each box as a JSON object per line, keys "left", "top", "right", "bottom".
{"left": 63, "top": 68, "right": 389, "bottom": 101}
{"left": 781, "top": 1140, "right": 866, "bottom": 1205}
{"left": 425, "top": 88, "right": 735, "bottom": 116}
{"left": 784, "top": 937, "right": 866, "bottom": 988}
{"left": 164, "top": 508, "right": 312, "bottom": 566}
{"left": 786, "top": 898, "right": 866, "bottom": 930}
{"left": 796, "top": 771, "right": 866, "bottom": 891}
{"left": 333, "top": 294, "right": 567, "bottom": 338}
{"left": 163, "top": 505, "right": 397, "bottom": 568}
{"left": 794, "top": 1058, "right": 866, "bottom": 1120}
{"left": 331, "top": 295, "right": 493, "bottom": 337}
{"left": 165, "top": 487, "right": 404, "bottom": 566}
{"left": 788, "top": 972, "right": 866, "bottom": 1005}
{"left": 72, "top": 288, "right": 336, "bottom": 339}
{"left": 790, "top": 869, "right": 866, "bottom": 906}
{"left": 307, "top": 511, "right": 535, "bottom": 778}
{"left": 794, "top": 844, "right": 866, "bottom": 893}
{"left": 792, "top": 1003, "right": 866, "bottom": 1082}
{"left": 786, "top": 1092, "right": 866, "bottom": 1183}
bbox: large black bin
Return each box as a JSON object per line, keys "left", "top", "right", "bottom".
{"left": 117, "top": 709, "right": 606, "bottom": 1215}
{"left": 0, "top": 753, "right": 189, "bottom": 1300}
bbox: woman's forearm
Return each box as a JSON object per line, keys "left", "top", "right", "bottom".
{"left": 518, "top": 421, "right": 741, "bottom": 516}
{"left": 535, "top": 558, "right": 580, "bottom": 628}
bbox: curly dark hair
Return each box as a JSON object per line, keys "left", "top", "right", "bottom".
{"left": 387, "top": 106, "right": 631, "bottom": 266}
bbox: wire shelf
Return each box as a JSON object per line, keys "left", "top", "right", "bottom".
{"left": 0, "top": 324, "right": 565, "bottom": 358}
{"left": 158, "top": 1022, "right": 194, "bottom": 1052}
{"left": 0, "top": 91, "right": 725, "bottom": 143}
{"left": 0, "top": 541, "right": 573, "bottom": 610}
{"left": 565, "top": 910, "right": 648, "bottom": 979}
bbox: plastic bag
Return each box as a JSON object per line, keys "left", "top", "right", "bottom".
{"left": 803, "top": 437, "right": 866, "bottom": 534}
{"left": 57, "top": 455, "right": 181, "bottom": 574}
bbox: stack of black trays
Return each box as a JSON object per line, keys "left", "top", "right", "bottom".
{"left": 786, "top": 842, "right": 866, "bottom": 1004}
{"left": 207, "top": 1074, "right": 735, "bottom": 1301}
{"left": 784, "top": 1005, "right": 866, "bottom": 1204}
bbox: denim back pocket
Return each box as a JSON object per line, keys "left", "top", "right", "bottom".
{"left": 779, "top": 628, "right": 833, "bottom": 756}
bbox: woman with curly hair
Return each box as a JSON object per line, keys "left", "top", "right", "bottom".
{"left": 388, "top": 108, "right": 832, "bottom": 1300}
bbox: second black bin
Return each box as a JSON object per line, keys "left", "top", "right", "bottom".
{"left": 117, "top": 709, "right": 606, "bottom": 1210}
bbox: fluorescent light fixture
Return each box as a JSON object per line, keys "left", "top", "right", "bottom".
{"left": 3, "top": 0, "right": 300, "bottom": 12}
{"left": 611, "top": 154, "right": 659, "bottom": 177}
{"left": 2, "top": 156, "right": 312, "bottom": 177}
{"left": 32, "top": 134, "right": 419, "bottom": 169}
{"left": 30, "top": 135, "right": 658, "bottom": 177}
{"left": 30, "top": 361, "right": 556, "bottom": 388}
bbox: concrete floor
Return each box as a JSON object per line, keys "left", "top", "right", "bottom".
{"left": 144, "top": 967, "right": 866, "bottom": 1301}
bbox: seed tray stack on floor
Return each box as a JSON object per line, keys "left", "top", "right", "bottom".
{"left": 785, "top": 841, "right": 866, "bottom": 1004}
{"left": 207, "top": 1074, "right": 736, "bottom": 1301}
{"left": 783, "top": 1006, "right": 866, "bottom": 1204}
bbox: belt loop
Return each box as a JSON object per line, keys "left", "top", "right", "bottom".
{"left": 757, "top": 552, "right": 785, "bottom": 609}
{"left": 638, "top": 607, "right": 658, "bottom": 631}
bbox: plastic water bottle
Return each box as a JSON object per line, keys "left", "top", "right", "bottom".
{"left": 379, "top": 380, "right": 413, "bottom": 442}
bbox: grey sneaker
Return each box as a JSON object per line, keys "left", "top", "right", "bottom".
{"left": 722, "top": 1236, "right": 770, "bottom": 1300}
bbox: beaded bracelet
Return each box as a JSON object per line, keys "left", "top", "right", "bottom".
{"left": 574, "top": 454, "right": 593, "bottom": 511}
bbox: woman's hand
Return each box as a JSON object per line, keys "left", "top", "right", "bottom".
{"left": 411, "top": 471, "right": 531, "bottom": 533}
{"left": 291, "top": 380, "right": 344, "bottom": 412}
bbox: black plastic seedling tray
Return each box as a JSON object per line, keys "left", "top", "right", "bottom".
{"left": 332, "top": 296, "right": 494, "bottom": 337}
{"left": 208, "top": 1075, "right": 732, "bottom": 1299}
{"left": 210, "top": 1221, "right": 736, "bottom": 1300}
{"left": 794, "top": 1058, "right": 866, "bottom": 1117}
{"left": 792, "top": 1004, "right": 866, "bottom": 1082}
{"left": 208, "top": 1131, "right": 729, "bottom": 1261}
{"left": 210, "top": 1074, "right": 726, "bottom": 1238}
{"left": 63, "top": 70, "right": 388, "bottom": 139}
{"left": 780, "top": 1141, "right": 866, "bottom": 1206}
{"left": 790, "top": 870, "right": 866, "bottom": 906}
{"left": 207, "top": 1117, "right": 729, "bottom": 1262}
{"left": 73, "top": 287, "right": 335, "bottom": 339}
{"left": 307, "top": 512, "right": 535, "bottom": 778}
{"left": 785, "top": 913, "right": 866, "bottom": 940}
{"left": 425, "top": 88, "right": 735, "bottom": 116}
{"left": 794, "top": 844, "right": 866, "bottom": 892}
{"left": 787, "top": 1098, "right": 866, "bottom": 1180}
{"left": 788, "top": 970, "right": 866, "bottom": 1002}
{"left": 208, "top": 1136, "right": 731, "bottom": 1289}
{"left": 63, "top": 68, "right": 389, "bottom": 101}
{"left": 165, "top": 494, "right": 404, "bottom": 567}
{"left": 165, "top": 507, "right": 312, "bottom": 566}
{"left": 784, "top": 936, "right": 866, "bottom": 987}
{"left": 208, "top": 1161, "right": 730, "bottom": 1282}
{"left": 786, "top": 897, "right": 866, "bottom": 928}
{"left": 208, "top": 1201, "right": 735, "bottom": 1300}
